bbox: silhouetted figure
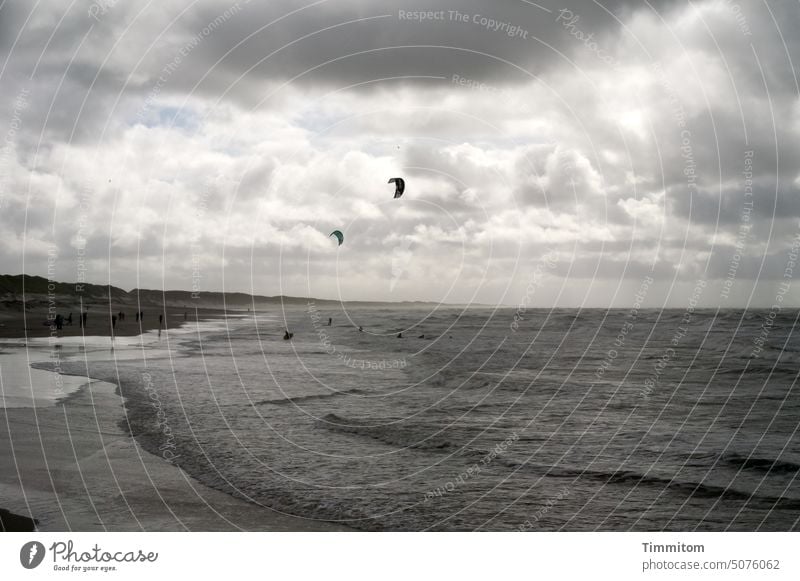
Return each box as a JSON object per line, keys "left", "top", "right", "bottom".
{"left": 358, "top": 326, "right": 363, "bottom": 332}
{"left": 135, "top": 312, "right": 139, "bottom": 322}
{"left": 327, "top": 318, "right": 332, "bottom": 326}
{"left": 112, "top": 315, "right": 117, "bottom": 330}
{"left": 283, "top": 330, "right": 294, "bottom": 340}
{"left": 67, "top": 313, "right": 73, "bottom": 326}
{"left": 55, "top": 314, "right": 63, "bottom": 330}
{"left": 397, "top": 332, "right": 403, "bottom": 338}
{"left": 82, "top": 312, "right": 88, "bottom": 327}
{"left": 159, "top": 313, "right": 163, "bottom": 328}
{"left": 140, "top": 311, "right": 144, "bottom": 321}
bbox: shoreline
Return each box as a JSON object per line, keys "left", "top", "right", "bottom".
{"left": 0, "top": 305, "right": 232, "bottom": 340}
{"left": 0, "top": 324, "right": 350, "bottom": 531}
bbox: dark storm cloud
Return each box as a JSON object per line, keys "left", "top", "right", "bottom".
{"left": 176, "top": 0, "right": 680, "bottom": 96}
{"left": 1, "top": 0, "right": 684, "bottom": 114}
{"left": 668, "top": 178, "right": 800, "bottom": 228}
{"left": 0, "top": 0, "right": 719, "bottom": 153}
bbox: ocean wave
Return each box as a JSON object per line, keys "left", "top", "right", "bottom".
{"left": 85, "top": 309, "right": 800, "bottom": 531}
{"left": 722, "top": 453, "right": 800, "bottom": 475}
{"left": 718, "top": 365, "right": 795, "bottom": 376}
{"left": 318, "top": 413, "right": 459, "bottom": 452}
{"left": 254, "top": 388, "right": 366, "bottom": 406}
{"left": 482, "top": 459, "right": 800, "bottom": 509}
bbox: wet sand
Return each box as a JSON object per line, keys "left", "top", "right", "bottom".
{"left": 0, "top": 305, "right": 228, "bottom": 340}
{"left": 0, "top": 341, "right": 348, "bottom": 532}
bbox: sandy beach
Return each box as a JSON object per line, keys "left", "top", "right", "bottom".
{"left": 0, "top": 330, "right": 348, "bottom": 532}
{"left": 0, "top": 304, "right": 228, "bottom": 340}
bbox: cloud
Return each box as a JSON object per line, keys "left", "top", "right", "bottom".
{"left": 1, "top": 0, "right": 798, "bottom": 306}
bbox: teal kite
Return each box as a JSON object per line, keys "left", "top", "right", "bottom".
{"left": 329, "top": 230, "right": 344, "bottom": 246}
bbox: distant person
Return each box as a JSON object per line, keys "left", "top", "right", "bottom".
{"left": 82, "top": 311, "right": 88, "bottom": 327}
{"left": 358, "top": 326, "right": 363, "bottom": 332}
{"left": 397, "top": 332, "right": 403, "bottom": 338}
{"left": 140, "top": 311, "right": 144, "bottom": 321}
{"left": 67, "top": 313, "right": 73, "bottom": 326}
{"left": 135, "top": 312, "right": 139, "bottom": 322}
{"left": 112, "top": 315, "right": 117, "bottom": 330}
{"left": 55, "top": 314, "right": 63, "bottom": 330}
{"left": 283, "top": 329, "right": 293, "bottom": 340}
{"left": 159, "top": 313, "right": 163, "bottom": 327}
{"left": 327, "top": 317, "right": 332, "bottom": 326}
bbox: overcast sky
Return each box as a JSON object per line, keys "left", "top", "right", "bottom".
{"left": 1, "top": 0, "right": 798, "bottom": 307}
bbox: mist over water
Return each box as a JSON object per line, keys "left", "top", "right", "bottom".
{"left": 71, "top": 307, "right": 800, "bottom": 530}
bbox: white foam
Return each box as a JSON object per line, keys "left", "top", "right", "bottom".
{"left": 0, "top": 347, "right": 115, "bottom": 408}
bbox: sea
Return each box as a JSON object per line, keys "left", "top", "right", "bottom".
{"left": 9, "top": 306, "right": 800, "bottom": 531}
